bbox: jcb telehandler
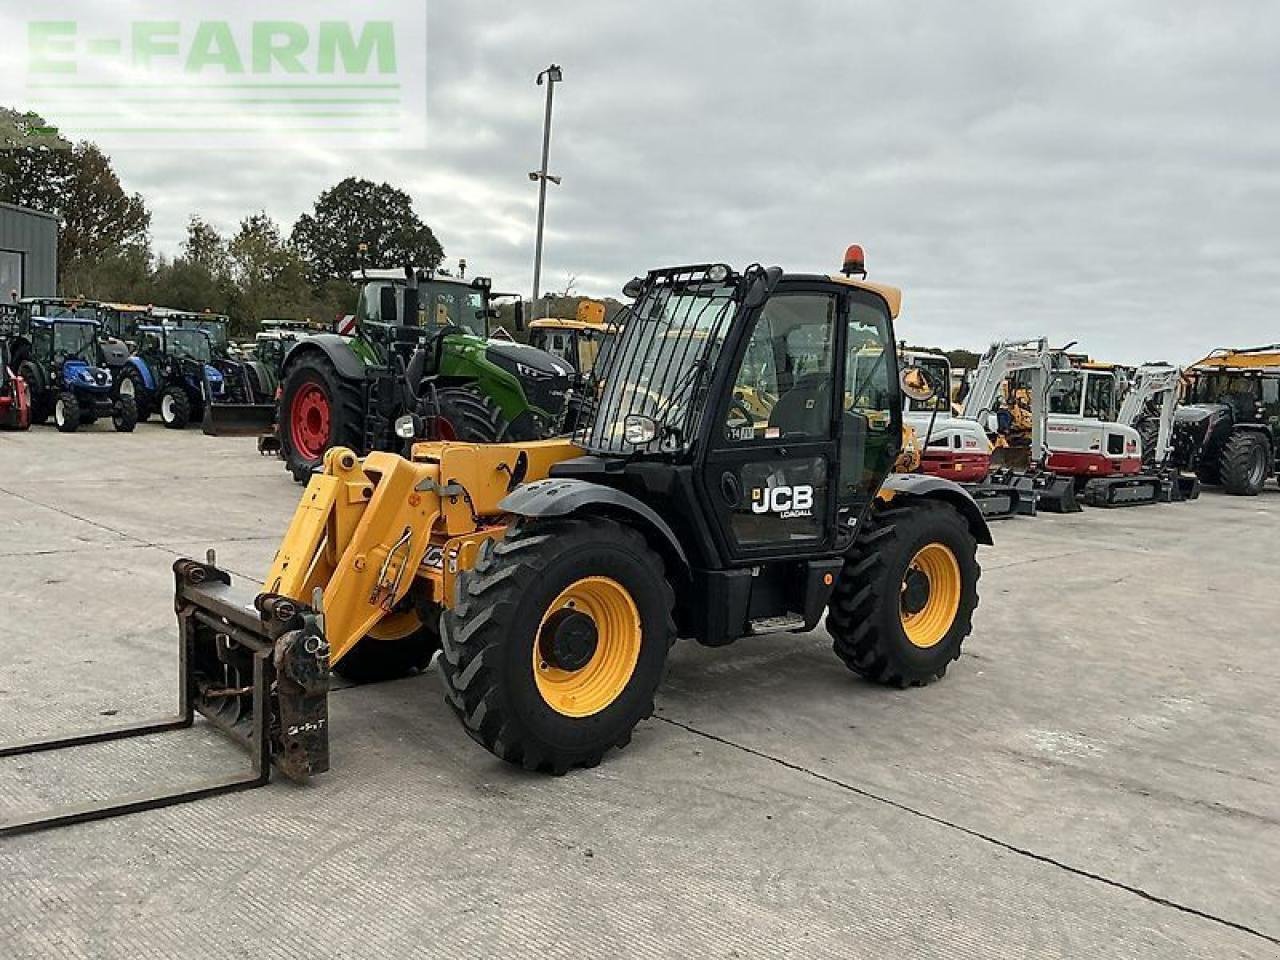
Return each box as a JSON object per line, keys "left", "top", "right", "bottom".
{"left": 1, "top": 250, "right": 990, "bottom": 836}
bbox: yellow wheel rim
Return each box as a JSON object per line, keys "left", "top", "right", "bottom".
{"left": 900, "top": 543, "right": 961, "bottom": 649}
{"left": 533, "top": 576, "right": 641, "bottom": 718}
{"left": 367, "top": 610, "right": 423, "bottom": 642}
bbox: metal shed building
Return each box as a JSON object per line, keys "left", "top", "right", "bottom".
{"left": 0, "top": 202, "right": 58, "bottom": 299}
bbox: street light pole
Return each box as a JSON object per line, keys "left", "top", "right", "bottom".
{"left": 530, "top": 64, "right": 563, "bottom": 316}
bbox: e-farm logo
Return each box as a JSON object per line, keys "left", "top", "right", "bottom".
{"left": 11, "top": 2, "right": 426, "bottom": 149}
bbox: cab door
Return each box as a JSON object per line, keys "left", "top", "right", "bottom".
{"left": 699, "top": 286, "right": 844, "bottom": 562}
{"left": 698, "top": 283, "right": 900, "bottom": 563}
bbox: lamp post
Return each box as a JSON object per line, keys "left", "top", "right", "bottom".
{"left": 529, "top": 64, "right": 563, "bottom": 315}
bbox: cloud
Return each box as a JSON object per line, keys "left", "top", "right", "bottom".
{"left": 7, "top": 0, "right": 1280, "bottom": 362}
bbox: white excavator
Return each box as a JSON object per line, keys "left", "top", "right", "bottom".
{"left": 963, "top": 340, "right": 1194, "bottom": 507}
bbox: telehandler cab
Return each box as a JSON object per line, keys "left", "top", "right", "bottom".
{"left": 0, "top": 250, "right": 991, "bottom": 836}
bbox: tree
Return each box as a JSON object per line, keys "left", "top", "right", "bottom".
{"left": 0, "top": 108, "right": 151, "bottom": 282}
{"left": 226, "top": 213, "right": 313, "bottom": 332}
{"left": 150, "top": 218, "right": 231, "bottom": 315}
{"left": 292, "top": 177, "right": 444, "bottom": 287}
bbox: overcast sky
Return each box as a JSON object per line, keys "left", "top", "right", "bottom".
{"left": 12, "top": 0, "right": 1280, "bottom": 362}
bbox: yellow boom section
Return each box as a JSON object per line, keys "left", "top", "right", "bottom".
{"left": 263, "top": 440, "right": 583, "bottom": 663}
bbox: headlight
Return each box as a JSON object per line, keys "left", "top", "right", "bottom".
{"left": 707, "top": 264, "right": 731, "bottom": 283}
{"left": 624, "top": 414, "right": 657, "bottom": 446}
{"left": 395, "top": 414, "right": 418, "bottom": 439}
{"left": 516, "top": 362, "right": 553, "bottom": 381}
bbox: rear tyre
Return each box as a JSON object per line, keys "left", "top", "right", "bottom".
{"left": 19, "top": 362, "right": 47, "bottom": 425}
{"left": 827, "top": 499, "right": 980, "bottom": 687}
{"left": 116, "top": 365, "right": 153, "bottom": 421}
{"left": 159, "top": 386, "right": 191, "bottom": 429}
{"left": 280, "top": 353, "right": 365, "bottom": 484}
{"left": 333, "top": 611, "right": 441, "bottom": 685}
{"left": 439, "top": 518, "right": 675, "bottom": 774}
{"left": 425, "top": 385, "right": 507, "bottom": 442}
{"left": 54, "top": 392, "right": 81, "bottom": 433}
{"left": 112, "top": 395, "right": 138, "bottom": 433}
{"left": 1219, "top": 431, "right": 1270, "bottom": 496}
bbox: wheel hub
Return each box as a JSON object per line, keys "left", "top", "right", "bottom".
{"left": 290, "top": 383, "right": 331, "bottom": 460}
{"left": 538, "top": 609, "right": 599, "bottom": 672}
{"left": 901, "top": 568, "right": 932, "bottom": 616}
{"left": 899, "top": 542, "right": 962, "bottom": 649}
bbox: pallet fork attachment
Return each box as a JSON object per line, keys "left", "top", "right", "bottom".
{"left": 0, "top": 554, "right": 330, "bottom": 838}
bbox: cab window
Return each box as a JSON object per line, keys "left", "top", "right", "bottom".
{"left": 1048, "top": 373, "right": 1081, "bottom": 415}
{"left": 723, "top": 293, "right": 837, "bottom": 441}
{"left": 1082, "top": 373, "right": 1115, "bottom": 420}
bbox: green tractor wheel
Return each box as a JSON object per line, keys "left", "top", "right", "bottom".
{"left": 428, "top": 385, "right": 507, "bottom": 443}
{"left": 280, "top": 353, "right": 365, "bottom": 484}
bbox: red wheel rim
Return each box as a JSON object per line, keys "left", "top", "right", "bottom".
{"left": 290, "top": 383, "right": 331, "bottom": 461}
{"left": 434, "top": 417, "right": 457, "bottom": 441}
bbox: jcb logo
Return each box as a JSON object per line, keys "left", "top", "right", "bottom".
{"left": 751, "top": 485, "right": 814, "bottom": 517}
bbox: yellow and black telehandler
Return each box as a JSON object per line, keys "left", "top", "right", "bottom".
{"left": 2, "top": 249, "right": 991, "bottom": 836}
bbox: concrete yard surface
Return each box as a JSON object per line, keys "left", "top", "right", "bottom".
{"left": 0, "top": 425, "right": 1277, "bottom": 959}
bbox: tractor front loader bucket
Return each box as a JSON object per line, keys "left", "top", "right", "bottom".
{"left": 0, "top": 554, "right": 330, "bottom": 838}
{"left": 202, "top": 365, "right": 277, "bottom": 437}
{"left": 203, "top": 399, "right": 277, "bottom": 437}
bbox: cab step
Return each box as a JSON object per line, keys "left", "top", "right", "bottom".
{"left": 748, "top": 614, "right": 807, "bottom": 635}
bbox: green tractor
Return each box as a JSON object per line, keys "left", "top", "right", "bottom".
{"left": 265, "top": 268, "right": 574, "bottom": 483}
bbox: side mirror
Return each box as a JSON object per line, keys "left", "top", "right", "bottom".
{"left": 379, "top": 287, "right": 398, "bottom": 325}
{"left": 900, "top": 365, "right": 938, "bottom": 403}
{"left": 622, "top": 277, "right": 644, "bottom": 300}
{"left": 513, "top": 300, "right": 526, "bottom": 333}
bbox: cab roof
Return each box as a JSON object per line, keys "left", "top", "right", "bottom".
{"left": 350, "top": 268, "right": 483, "bottom": 288}
{"left": 1190, "top": 347, "right": 1280, "bottom": 371}
{"left": 530, "top": 317, "right": 611, "bottom": 331}
{"left": 99, "top": 302, "right": 153, "bottom": 312}
{"left": 824, "top": 275, "right": 902, "bottom": 318}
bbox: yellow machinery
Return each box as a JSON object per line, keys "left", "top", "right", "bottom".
{"left": 528, "top": 300, "right": 615, "bottom": 378}
{"left": 2, "top": 251, "right": 992, "bottom": 835}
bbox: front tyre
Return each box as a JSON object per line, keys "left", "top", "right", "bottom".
{"left": 827, "top": 499, "right": 980, "bottom": 687}
{"left": 439, "top": 518, "right": 675, "bottom": 774}
{"left": 54, "top": 392, "right": 81, "bottom": 433}
{"left": 112, "top": 395, "right": 138, "bottom": 433}
{"left": 332, "top": 608, "right": 442, "bottom": 685}
{"left": 1219, "top": 431, "right": 1270, "bottom": 496}
{"left": 426, "top": 385, "right": 507, "bottom": 442}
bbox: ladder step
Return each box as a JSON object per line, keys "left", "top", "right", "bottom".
{"left": 748, "top": 614, "right": 807, "bottom": 635}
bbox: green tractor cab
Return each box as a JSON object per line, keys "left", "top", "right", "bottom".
{"left": 266, "top": 267, "right": 574, "bottom": 483}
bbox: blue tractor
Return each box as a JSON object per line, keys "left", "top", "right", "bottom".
{"left": 11, "top": 310, "right": 137, "bottom": 433}
{"left": 115, "top": 324, "right": 225, "bottom": 428}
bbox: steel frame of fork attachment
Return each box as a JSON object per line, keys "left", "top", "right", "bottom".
{"left": 0, "top": 556, "right": 329, "bottom": 838}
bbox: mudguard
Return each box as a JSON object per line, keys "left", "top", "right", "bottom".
{"left": 499, "top": 477, "right": 690, "bottom": 576}
{"left": 283, "top": 335, "right": 367, "bottom": 381}
{"left": 128, "top": 356, "right": 156, "bottom": 391}
{"left": 881, "top": 473, "right": 994, "bottom": 545}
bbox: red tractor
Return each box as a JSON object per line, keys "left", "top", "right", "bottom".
{"left": 1, "top": 309, "right": 31, "bottom": 431}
